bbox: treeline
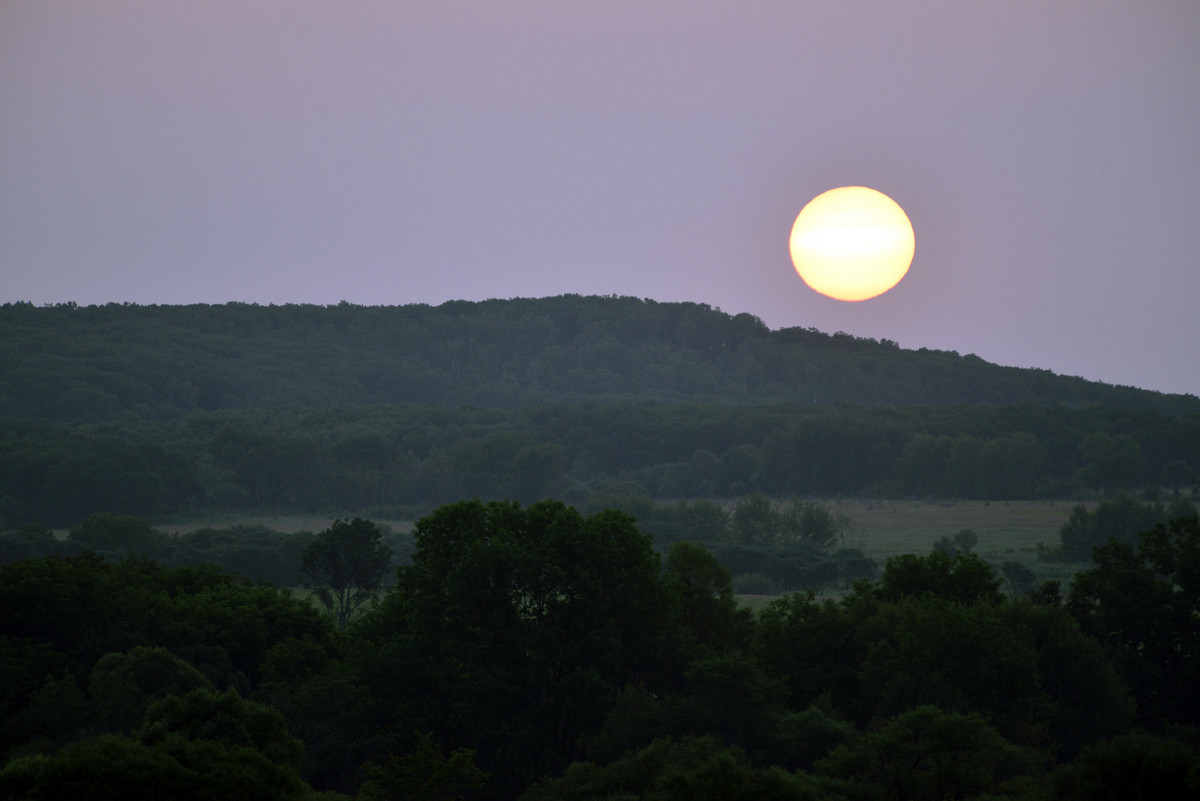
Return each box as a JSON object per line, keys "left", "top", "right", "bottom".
{"left": 4, "top": 297, "right": 1197, "bottom": 422}
{"left": 0, "top": 512, "right": 414, "bottom": 590}
{"left": 2, "top": 401, "right": 1197, "bottom": 526}
{"left": 2, "top": 499, "right": 1197, "bottom": 799}
{"left": 0, "top": 495, "right": 872, "bottom": 598}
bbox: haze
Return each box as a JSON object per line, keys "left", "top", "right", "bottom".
{"left": 1, "top": 1, "right": 1197, "bottom": 395}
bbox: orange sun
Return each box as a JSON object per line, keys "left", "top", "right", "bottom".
{"left": 789, "top": 186, "right": 915, "bottom": 301}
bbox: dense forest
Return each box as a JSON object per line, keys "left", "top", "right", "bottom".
{"left": 1, "top": 297, "right": 1198, "bottom": 527}
{"left": 1, "top": 501, "right": 1197, "bottom": 799}
{"left": 2, "top": 297, "right": 1199, "bottom": 797}
{"left": 4, "top": 296, "right": 1199, "bottom": 418}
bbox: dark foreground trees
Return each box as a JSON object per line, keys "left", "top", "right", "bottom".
{"left": 1068, "top": 513, "right": 1200, "bottom": 728}
{"left": 0, "top": 688, "right": 310, "bottom": 801}
{"left": 2, "top": 502, "right": 1199, "bottom": 799}
{"left": 357, "top": 500, "right": 673, "bottom": 796}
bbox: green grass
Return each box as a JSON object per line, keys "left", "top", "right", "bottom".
{"left": 734, "top": 498, "right": 1094, "bottom": 608}
{"left": 834, "top": 498, "right": 1094, "bottom": 586}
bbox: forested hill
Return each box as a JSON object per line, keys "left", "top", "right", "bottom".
{"left": 3, "top": 296, "right": 1196, "bottom": 421}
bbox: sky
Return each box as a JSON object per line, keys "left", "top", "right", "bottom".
{"left": 2, "top": 1, "right": 1198, "bottom": 397}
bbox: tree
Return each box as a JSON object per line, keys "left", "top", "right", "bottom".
{"left": 365, "top": 499, "right": 671, "bottom": 796}
{"left": 732, "top": 493, "right": 778, "bottom": 546}
{"left": 995, "top": 601, "right": 1134, "bottom": 755}
{"left": 511, "top": 443, "right": 567, "bottom": 502}
{"left": 1077, "top": 433, "right": 1145, "bottom": 494}
{"left": 1001, "top": 560, "right": 1036, "bottom": 595}
{"left": 779, "top": 498, "right": 849, "bottom": 550}
{"left": 816, "top": 706, "right": 1036, "bottom": 801}
{"left": 932, "top": 528, "right": 977, "bottom": 556}
{"left": 1055, "top": 495, "right": 1170, "bottom": 562}
{"left": 1067, "top": 514, "right": 1200, "bottom": 728}
{"left": 0, "top": 688, "right": 311, "bottom": 801}
{"left": 68, "top": 512, "right": 163, "bottom": 557}
{"left": 360, "top": 732, "right": 489, "bottom": 801}
{"left": 852, "top": 598, "right": 1045, "bottom": 740}
{"left": 953, "top": 527, "right": 978, "bottom": 553}
{"left": 301, "top": 518, "right": 393, "bottom": 630}
{"left": 88, "top": 646, "right": 214, "bottom": 732}
{"left": 1160, "top": 459, "right": 1197, "bottom": 496}
{"left": 521, "top": 736, "right": 834, "bottom": 801}
{"left": 138, "top": 687, "right": 305, "bottom": 771}
{"left": 0, "top": 523, "right": 59, "bottom": 563}
{"left": 0, "top": 732, "right": 312, "bottom": 801}
{"left": 662, "top": 541, "right": 750, "bottom": 655}
{"left": 1050, "top": 732, "right": 1199, "bottom": 801}
{"left": 874, "top": 550, "right": 1004, "bottom": 605}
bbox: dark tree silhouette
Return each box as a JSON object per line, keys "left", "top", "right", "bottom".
{"left": 301, "top": 518, "right": 392, "bottom": 630}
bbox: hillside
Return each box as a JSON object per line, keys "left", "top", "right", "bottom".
{"left": 3, "top": 296, "right": 1197, "bottom": 421}
{"left": 3, "top": 296, "right": 1198, "bottom": 526}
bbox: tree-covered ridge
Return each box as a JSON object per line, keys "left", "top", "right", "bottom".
{"left": 3, "top": 296, "right": 1196, "bottom": 421}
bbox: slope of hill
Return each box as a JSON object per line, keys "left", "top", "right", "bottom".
{"left": 2, "top": 295, "right": 1197, "bottom": 421}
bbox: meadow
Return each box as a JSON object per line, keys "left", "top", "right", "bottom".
{"left": 833, "top": 498, "right": 1087, "bottom": 575}
{"left": 148, "top": 497, "right": 1091, "bottom": 608}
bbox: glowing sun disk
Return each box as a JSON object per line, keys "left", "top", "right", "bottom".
{"left": 789, "top": 186, "right": 915, "bottom": 302}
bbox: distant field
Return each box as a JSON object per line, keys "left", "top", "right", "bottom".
{"left": 831, "top": 498, "right": 1089, "bottom": 580}
{"left": 740, "top": 498, "right": 1094, "bottom": 604}
{"left": 149, "top": 497, "right": 1090, "bottom": 589}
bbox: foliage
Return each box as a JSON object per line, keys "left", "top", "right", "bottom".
{"left": 0, "top": 523, "right": 59, "bottom": 563}
{"left": 301, "top": 518, "right": 393, "bottom": 630}
{"left": 1049, "top": 494, "right": 1195, "bottom": 562}
{"left": 933, "top": 527, "right": 977, "bottom": 555}
{"left": 4, "top": 297, "right": 1200, "bottom": 525}
{"left": 0, "top": 679, "right": 315, "bottom": 800}
{"left": 1001, "top": 560, "right": 1037, "bottom": 594}
{"left": 5, "top": 298, "right": 1195, "bottom": 423}
{"left": 662, "top": 542, "right": 751, "bottom": 656}
{"left": 0, "top": 497, "right": 1197, "bottom": 798}
{"left": 68, "top": 512, "right": 164, "bottom": 557}
{"left": 1067, "top": 513, "right": 1200, "bottom": 728}
{"left": 521, "top": 736, "right": 839, "bottom": 801}
{"left": 1049, "top": 732, "right": 1200, "bottom": 801}
{"left": 138, "top": 687, "right": 305, "bottom": 771}
{"left": 3, "top": 401, "right": 1198, "bottom": 525}
{"left": 359, "top": 732, "right": 489, "bottom": 801}
{"left": 0, "top": 733, "right": 312, "bottom": 801}
{"left": 873, "top": 550, "right": 1004, "bottom": 605}
{"left": 731, "top": 494, "right": 849, "bottom": 550}
{"left": 169, "top": 524, "right": 316, "bottom": 587}
{"left": 89, "top": 646, "right": 214, "bottom": 732}
{"left": 816, "top": 706, "right": 1036, "bottom": 801}
{"left": 361, "top": 499, "right": 672, "bottom": 796}
{"left": 1076, "top": 433, "right": 1146, "bottom": 494}
{"left": 0, "top": 553, "right": 333, "bottom": 745}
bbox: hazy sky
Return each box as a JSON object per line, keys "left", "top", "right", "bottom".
{"left": 3, "top": 2, "right": 1198, "bottom": 396}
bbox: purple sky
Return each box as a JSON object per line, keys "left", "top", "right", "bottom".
{"left": 3, "top": 2, "right": 1198, "bottom": 396}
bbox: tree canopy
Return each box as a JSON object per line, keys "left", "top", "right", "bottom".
{"left": 2, "top": 501, "right": 1198, "bottom": 798}
{"left": 301, "top": 518, "right": 393, "bottom": 630}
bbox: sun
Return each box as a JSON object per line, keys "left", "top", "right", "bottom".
{"left": 789, "top": 186, "right": 915, "bottom": 302}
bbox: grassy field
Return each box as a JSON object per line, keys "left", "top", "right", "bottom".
{"left": 730, "top": 498, "right": 1094, "bottom": 606}
{"left": 829, "top": 498, "right": 1090, "bottom": 585}
{"left": 148, "top": 498, "right": 1091, "bottom": 603}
